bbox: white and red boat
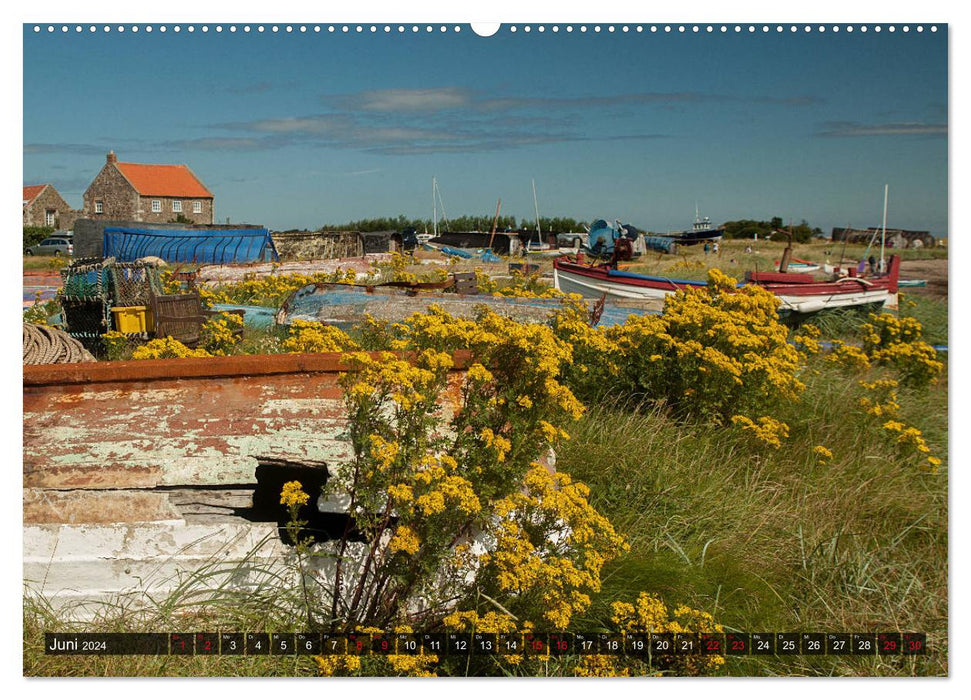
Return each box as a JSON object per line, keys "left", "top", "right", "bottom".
{"left": 552, "top": 255, "right": 900, "bottom": 314}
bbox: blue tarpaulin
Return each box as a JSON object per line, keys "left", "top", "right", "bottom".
{"left": 103, "top": 227, "right": 279, "bottom": 264}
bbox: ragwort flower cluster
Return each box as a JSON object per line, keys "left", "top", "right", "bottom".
{"left": 861, "top": 313, "right": 943, "bottom": 387}
{"left": 592, "top": 269, "right": 803, "bottom": 421}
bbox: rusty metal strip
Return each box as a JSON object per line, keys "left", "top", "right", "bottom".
{"left": 24, "top": 349, "right": 473, "bottom": 386}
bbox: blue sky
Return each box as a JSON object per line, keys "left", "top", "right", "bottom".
{"left": 23, "top": 24, "right": 947, "bottom": 235}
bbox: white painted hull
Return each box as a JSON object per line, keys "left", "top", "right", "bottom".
{"left": 553, "top": 266, "right": 679, "bottom": 301}
{"left": 777, "top": 288, "right": 895, "bottom": 313}
{"left": 554, "top": 266, "right": 895, "bottom": 312}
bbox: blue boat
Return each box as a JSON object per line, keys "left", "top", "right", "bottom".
{"left": 276, "top": 282, "right": 661, "bottom": 330}
{"left": 585, "top": 219, "right": 644, "bottom": 259}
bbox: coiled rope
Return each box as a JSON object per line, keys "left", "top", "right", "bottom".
{"left": 23, "top": 324, "right": 96, "bottom": 365}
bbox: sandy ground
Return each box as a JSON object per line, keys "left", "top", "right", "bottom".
{"left": 899, "top": 258, "right": 948, "bottom": 298}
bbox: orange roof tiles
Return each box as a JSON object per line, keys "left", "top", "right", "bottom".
{"left": 23, "top": 184, "right": 47, "bottom": 205}
{"left": 114, "top": 162, "right": 213, "bottom": 198}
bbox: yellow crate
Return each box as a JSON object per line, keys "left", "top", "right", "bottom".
{"left": 111, "top": 306, "right": 154, "bottom": 334}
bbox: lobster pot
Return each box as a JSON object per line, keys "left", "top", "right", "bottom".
{"left": 110, "top": 262, "right": 163, "bottom": 307}
{"left": 150, "top": 291, "right": 205, "bottom": 347}
{"left": 60, "top": 298, "right": 112, "bottom": 351}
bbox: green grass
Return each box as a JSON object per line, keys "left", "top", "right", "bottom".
{"left": 24, "top": 547, "right": 322, "bottom": 677}
{"left": 560, "top": 359, "right": 947, "bottom": 676}
{"left": 626, "top": 240, "right": 947, "bottom": 282}
{"left": 23, "top": 254, "right": 71, "bottom": 272}
{"left": 22, "top": 253, "right": 948, "bottom": 677}
{"left": 899, "top": 294, "right": 948, "bottom": 347}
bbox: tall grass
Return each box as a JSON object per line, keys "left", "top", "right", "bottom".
{"left": 23, "top": 540, "right": 320, "bottom": 677}
{"left": 560, "top": 359, "right": 947, "bottom": 676}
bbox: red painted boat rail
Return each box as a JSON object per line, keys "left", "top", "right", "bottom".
{"left": 23, "top": 349, "right": 474, "bottom": 387}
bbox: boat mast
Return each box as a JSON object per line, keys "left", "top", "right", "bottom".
{"left": 880, "top": 184, "right": 888, "bottom": 273}
{"left": 433, "top": 176, "right": 438, "bottom": 237}
{"left": 532, "top": 178, "right": 542, "bottom": 246}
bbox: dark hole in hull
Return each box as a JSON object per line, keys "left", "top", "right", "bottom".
{"left": 234, "top": 461, "right": 367, "bottom": 545}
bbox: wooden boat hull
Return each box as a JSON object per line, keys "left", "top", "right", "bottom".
{"left": 278, "top": 283, "right": 663, "bottom": 328}
{"left": 553, "top": 257, "right": 900, "bottom": 313}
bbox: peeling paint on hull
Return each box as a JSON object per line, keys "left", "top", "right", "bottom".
{"left": 23, "top": 351, "right": 467, "bottom": 617}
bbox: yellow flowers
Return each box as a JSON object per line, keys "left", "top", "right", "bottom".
{"left": 475, "top": 268, "right": 563, "bottom": 298}
{"left": 100, "top": 331, "right": 130, "bottom": 361}
{"left": 483, "top": 464, "right": 628, "bottom": 630}
{"left": 201, "top": 269, "right": 358, "bottom": 308}
{"left": 558, "top": 268, "right": 803, "bottom": 422}
{"left": 479, "top": 427, "right": 512, "bottom": 462}
{"left": 131, "top": 337, "right": 212, "bottom": 359}
{"left": 731, "top": 415, "right": 790, "bottom": 449}
{"left": 386, "top": 652, "right": 438, "bottom": 677}
{"left": 878, "top": 418, "right": 944, "bottom": 472}
{"left": 792, "top": 323, "right": 822, "bottom": 356}
{"left": 314, "top": 654, "right": 362, "bottom": 676}
{"left": 609, "top": 592, "right": 724, "bottom": 675}
{"left": 855, "top": 376, "right": 941, "bottom": 472}
{"left": 158, "top": 269, "right": 184, "bottom": 295}
{"left": 860, "top": 313, "right": 943, "bottom": 387}
{"left": 368, "top": 435, "right": 401, "bottom": 471}
{"left": 389, "top": 525, "right": 421, "bottom": 555}
{"left": 283, "top": 319, "right": 359, "bottom": 354}
{"left": 443, "top": 610, "right": 519, "bottom": 634}
{"left": 813, "top": 445, "right": 833, "bottom": 464}
{"left": 280, "top": 480, "right": 309, "bottom": 508}
{"left": 466, "top": 363, "right": 493, "bottom": 384}
{"left": 826, "top": 340, "right": 871, "bottom": 371}
{"left": 882, "top": 421, "right": 931, "bottom": 453}
{"left": 200, "top": 312, "right": 243, "bottom": 356}
{"left": 858, "top": 377, "right": 901, "bottom": 418}
{"left": 574, "top": 654, "right": 632, "bottom": 677}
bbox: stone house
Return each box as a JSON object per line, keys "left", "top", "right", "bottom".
{"left": 23, "top": 184, "right": 77, "bottom": 230}
{"left": 82, "top": 151, "right": 214, "bottom": 225}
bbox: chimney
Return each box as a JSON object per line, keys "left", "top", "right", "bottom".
{"left": 107, "top": 150, "right": 117, "bottom": 164}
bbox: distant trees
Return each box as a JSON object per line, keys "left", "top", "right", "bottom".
{"left": 317, "top": 215, "right": 588, "bottom": 234}
{"left": 319, "top": 215, "right": 829, "bottom": 242}
{"left": 722, "top": 217, "right": 823, "bottom": 244}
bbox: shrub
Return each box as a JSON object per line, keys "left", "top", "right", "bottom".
{"left": 861, "top": 313, "right": 943, "bottom": 387}
{"left": 100, "top": 331, "right": 131, "bottom": 361}
{"left": 200, "top": 312, "right": 245, "bottom": 356}
{"left": 281, "top": 320, "right": 359, "bottom": 354}
{"left": 130, "top": 337, "right": 212, "bottom": 359}
{"left": 283, "top": 306, "right": 624, "bottom": 639}
{"left": 23, "top": 226, "right": 54, "bottom": 253}
{"left": 555, "top": 269, "right": 804, "bottom": 422}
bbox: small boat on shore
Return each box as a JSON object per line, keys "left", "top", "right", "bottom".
{"left": 553, "top": 255, "right": 900, "bottom": 314}
{"left": 663, "top": 209, "right": 724, "bottom": 246}
{"left": 774, "top": 257, "right": 821, "bottom": 274}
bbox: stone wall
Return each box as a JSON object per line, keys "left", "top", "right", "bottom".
{"left": 133, "top": 195, "right": 214, "bottom": 226}
{"left": 82, "top": 164, "right": 140, "bottom": 221}
{"left": 270, "top": 231, "right": 364, "bottom": 261}
{"left": 360, "top": 230, "right": 403, "bottom": 254}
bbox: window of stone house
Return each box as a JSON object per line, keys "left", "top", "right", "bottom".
{"left": 95, "top": 201, "right": 103, "bottom": 214}
{"left": 173, "top": 200, "right": 182, "bottom": 213}
{"left": 193, "top": 201, "right": 202, "bottom": 214}
{"left": 152, "top": 200, "right": 161, "bottom": 213}
{"left": 45, "top": 210, "right": 56, "bottom": 227}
